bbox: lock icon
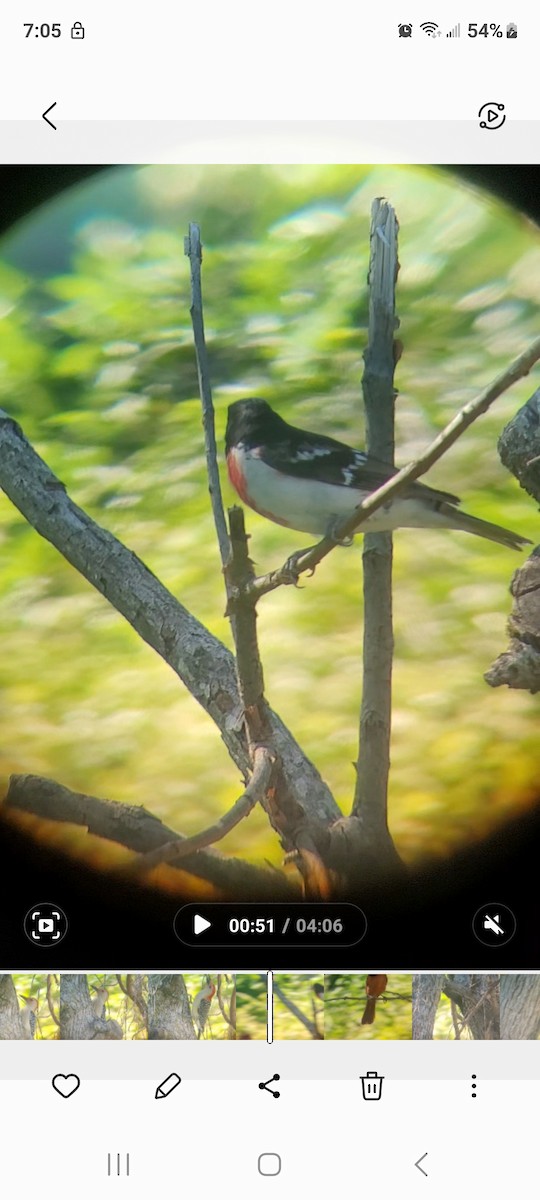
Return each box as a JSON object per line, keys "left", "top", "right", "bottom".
{"left": 71, "top": 21, "right": 84, "bottom": 38}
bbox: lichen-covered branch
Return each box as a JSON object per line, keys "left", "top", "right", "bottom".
{"left": 486, "top": 387, "right": 540, "bottom": 692}
{"left": 498, "top": 386, "right": 540, "bottom": 506}
{"left": 484, "top": 548, "right": 540, "bottom": 692}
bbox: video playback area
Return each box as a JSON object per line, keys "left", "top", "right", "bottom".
{"left": 0, "top": 164, "right": 538, "bottom": 969}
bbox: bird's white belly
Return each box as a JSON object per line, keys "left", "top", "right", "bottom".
{"left": 241, "top": 454, "right": 440, "bottom": 537}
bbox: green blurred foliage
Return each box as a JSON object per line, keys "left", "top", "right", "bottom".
{"left": 325, "top": 973, "right": 412, "bottom": 1039}
{"left": 0, "top": 166, "right": 539, "bottom": 869}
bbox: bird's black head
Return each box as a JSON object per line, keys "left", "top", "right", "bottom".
{"left": 225, "top": 398, "right": 284, "bottom": 451}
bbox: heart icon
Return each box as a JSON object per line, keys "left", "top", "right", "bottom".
{"left": 52, "top": 1073, "right": 80, "bottom": 1098}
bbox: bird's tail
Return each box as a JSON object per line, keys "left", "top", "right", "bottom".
{"left": 437, "top": 502, "right": 531, "bottom": 551}
{"left": 361, "top": 997, "right": 377, "bottom": 1026}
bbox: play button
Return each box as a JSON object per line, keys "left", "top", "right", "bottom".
{"left": 478, "top": 101, "right": 506, "bottom": 129}
{"left": 193, "top": 913, "right": 212, "bottom": 936}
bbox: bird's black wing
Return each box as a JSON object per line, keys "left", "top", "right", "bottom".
{"left": 259, "top": 431, "right": 461, "bottom": 507}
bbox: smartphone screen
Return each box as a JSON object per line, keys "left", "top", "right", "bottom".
{"left": 0, "top": 3, "right": 539, "bottom": 1193}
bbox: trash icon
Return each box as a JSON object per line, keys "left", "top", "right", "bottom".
{"left": 360, "top": 1070, "right": 384, "bottom": 1100}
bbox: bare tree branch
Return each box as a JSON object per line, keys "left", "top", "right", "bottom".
{"left": 225, "top": 507, "right": 331, "bottom": 895}
{"left": 295, "top": 202, "right": 404, "bottom": 886}
{"left": 4, "top": 773, "right": 298, "bottom": 898}
{"left": 226, "top": 506, "right": 269, "bottom": 744}
{"left": 0, "top": 408, "right": 338, "bottom": 826}
{"left": 244, "top": 333, "right": 540, "bottom": 597}
{"left": 353, "top": 198, "right": 398, "bottom": 828}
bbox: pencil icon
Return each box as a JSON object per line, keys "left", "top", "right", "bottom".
{"left": 155, "top": 1072, "right": 181, "bottom": 1099}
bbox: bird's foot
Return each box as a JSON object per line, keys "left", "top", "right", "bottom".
{"left": 282, "top": 545, "right": 318, "bottom": 583}
{"left": 327, "top": 518, "right": 353, "bottom": 547}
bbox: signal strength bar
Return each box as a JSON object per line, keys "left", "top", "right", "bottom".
{"left": 446, "top": 23, "right": 460, "bottom": 36}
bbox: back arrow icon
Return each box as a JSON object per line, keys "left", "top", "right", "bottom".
{"left": 415, "top": 1152, "right": 428, "bottom": 1176}
{"left": 42, "top": 102, "right": 57, "bottom": 129}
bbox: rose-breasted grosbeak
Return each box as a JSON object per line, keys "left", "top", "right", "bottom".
{"left": 225, "top": 398, "right": 530, "bottom": 550}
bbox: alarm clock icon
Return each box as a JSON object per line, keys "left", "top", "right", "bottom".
{"left": 398, "top": 23, "right": 413, "bottom": 37}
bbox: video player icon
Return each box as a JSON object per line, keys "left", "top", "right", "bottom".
{"left": 24, "top": 903, "right": 68, "bottom": 946}
{"left": 478, "top": 102, "right": 506, "bottom": 129}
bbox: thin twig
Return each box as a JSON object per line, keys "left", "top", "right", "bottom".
{"left": 134, "top": 745, "right": 275, "bottom": 870}
{"left": 185, "top": 227, "right": 278, "bottom": 843}
{"left": 245, "top": 333, "right": 540, "bottom": 598}
{"left": 354, "top": 198, "right": 398, "bottom": 821}
{"left": 184, "top": 223, "right": 231, "bottom": 567}
{"left": 183, "top": 229, "right": 332, "bottom": 892}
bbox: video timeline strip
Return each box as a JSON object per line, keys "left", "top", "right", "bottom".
{"left": 2, "top": 972, "right": 539, "bottom": 1041}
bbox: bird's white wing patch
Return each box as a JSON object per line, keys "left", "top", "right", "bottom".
{"left": 291, "top": 446, "right": 334, "bottom": 462}
{"left": 341, "top": 451, "right": 368, "bottom": 487}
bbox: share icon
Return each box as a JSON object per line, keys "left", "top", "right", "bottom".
{"left": 259, "top": 1073, "right": 281, "bottom": 1098}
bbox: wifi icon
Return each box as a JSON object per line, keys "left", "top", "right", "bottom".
{"left": 420, "top": 21, "right": 440, "bottom": 36}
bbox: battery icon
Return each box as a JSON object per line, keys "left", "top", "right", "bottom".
{"left": 506, "top": 22, "right": 517, "bottom": 37}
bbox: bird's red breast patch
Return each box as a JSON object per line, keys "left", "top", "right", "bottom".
{"left": 226, "top": 447, "right": 294, "bottom": 528}
{"left": 226, "top": 448, "right": 251, "bottom": 505}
